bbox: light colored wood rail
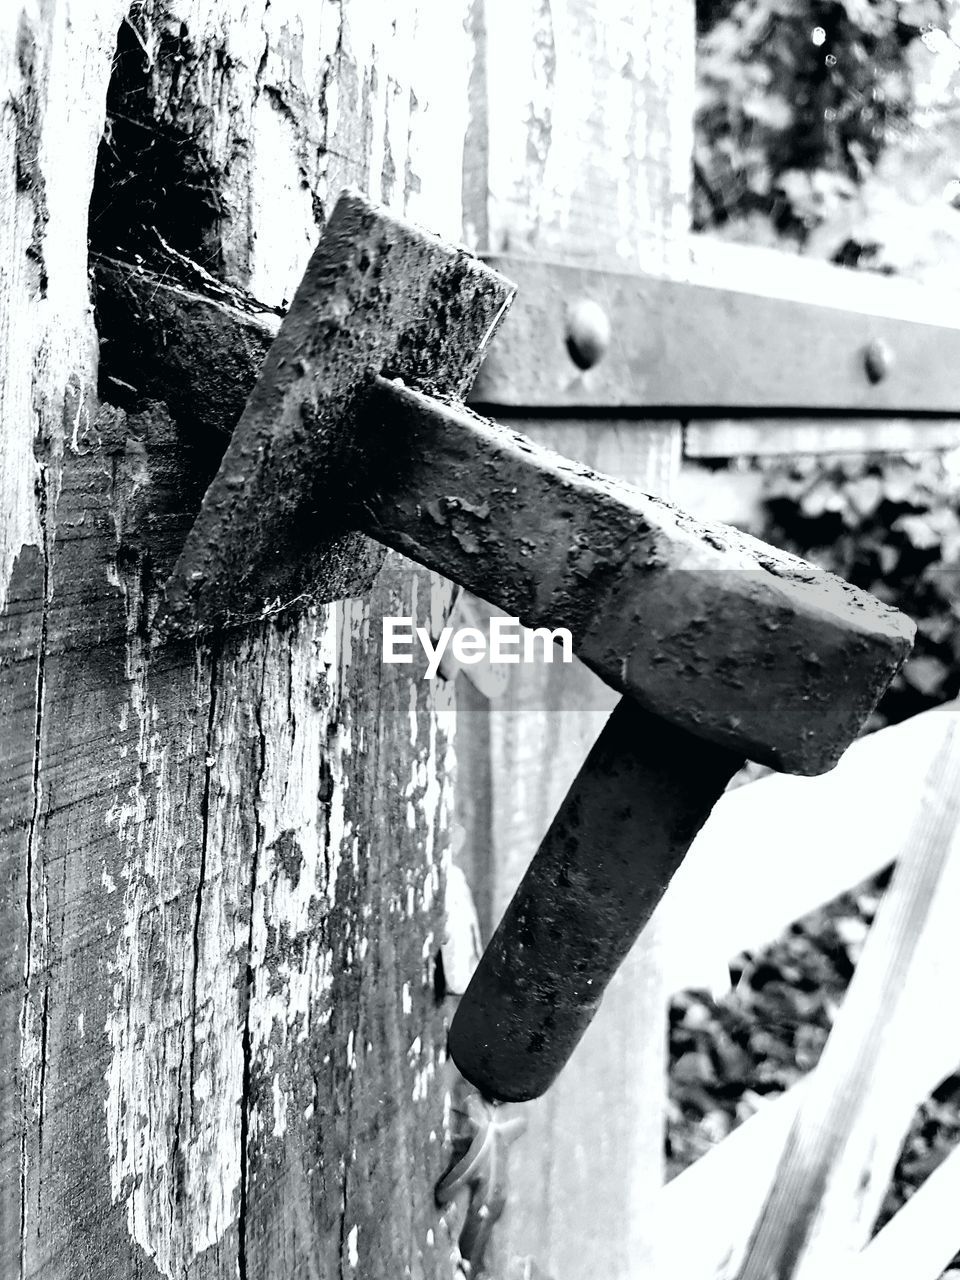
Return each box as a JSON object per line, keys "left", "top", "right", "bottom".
{"left": 657, "top": 704, "right": 960, "bottom": 995}
{"left": 657, "top": 709, "right": 960, "bottom": 1277}
{"left": 849, "top": 1141, "right": 960, "bottom": 1280}
{"left": 730, "top": 724, "right": 960, "bottom": 1280}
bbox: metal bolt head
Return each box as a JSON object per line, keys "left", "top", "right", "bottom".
{"left": 864, "top": 338, "right": 893, "bottom": 384}
{"left": 565, "top": 298, "right": 611, "bottom": 371}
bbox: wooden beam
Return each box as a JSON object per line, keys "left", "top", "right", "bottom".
{"left": 458, "top": 0, "right": 693, "bottom": 1274}
{"left": 2, "top": 5, "right": 478, "bottom": 1277}
{"left": 656, "top": 705, "right": 960, "bottom": 994}
{"left": 733, "top": 728, "right": 960, "bottom": 1279}
{"left": 660, "top": 706, "right": 960, "bottom": 1274}
{"left": 685, "top": 418, "right": 960, "bottom": 458}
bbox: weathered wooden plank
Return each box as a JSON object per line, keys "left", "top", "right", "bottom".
{"left": 656, "top": 704, "right": 960, "bottom": 994}
{"left": 459, "top": 0, "right": 693, "bottom": 1275}
{"left": 729, "top": 729, "right": 960, "bottom": 1280}
{"left": 1, "top": 3, "right": 476, "bottom": 1277}
{"left": 0, "top": 548, "right": 42, "bottom": 1260}
{"left": 685, "top": 417, "right": 960, "bottom": 458}
{"left": 687, "top": 228, "right": 960, "bottom": 324}
{"left": 467, "top": 2, "right": 691, "bottom": 263}
{"left": 660, "top": 711, "right": 960, "bottom": 1280}
{"left": 472, "top": 255, "right": 960, "bottom": 413}
{"left": 1, "top": 10, "right": 133, "bottom": 1275}
{"left": 658, "top": 1083, "right": 803, "bottom": 1278}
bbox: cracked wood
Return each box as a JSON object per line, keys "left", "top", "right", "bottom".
{"left": 1, "top": 3, "right": 475, "bottom": 1278}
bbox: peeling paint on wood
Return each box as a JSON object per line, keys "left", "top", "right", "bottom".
{"left": 469, "top": 0, "right": 691, "bottom": 264}
{"left": 2, "top": 2, "right": 477, "bottom": 1276}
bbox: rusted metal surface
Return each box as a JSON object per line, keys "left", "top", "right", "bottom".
{"left": 364, "top": 379, "right": 913, "bottom": 775}
{"left": 160, "top": 189, "right": 515, "bottom": 635}
{"left": 109, "top": 189, "right": 911, "bottom": 1136}
{"left": 470, "top": 255, "right": 960, "bottom": 414}
{"left": 360, "top": 372, "right": 910, "bottom": 1102}
{"left": 152, "top": 194, "right": 911, "bottom": 773}
{"left": 447, "top": 700, "right": 743, "bottom": 1101}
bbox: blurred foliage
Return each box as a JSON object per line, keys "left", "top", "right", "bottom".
{"left": 667, "top": 871, "right": 884, "bottom": 1178}
{"left": 673, "top": 6, "right": 960, "bottom": 1263}
{"left": 695, "top": 0, "right": 954, "bottom": 257}
{"left": 758, "top": 451, "right": 960, "bottom": 723}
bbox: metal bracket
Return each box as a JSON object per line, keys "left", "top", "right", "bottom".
{"left": 470, "top": 253, "right": 960, "bottom": 417}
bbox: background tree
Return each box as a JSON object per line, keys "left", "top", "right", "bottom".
{"left": 695, "top": 0, "right": 957, "bottom": 267}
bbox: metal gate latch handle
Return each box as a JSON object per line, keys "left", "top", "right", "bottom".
{"left": 156, "top": 189, "right": 914, "bottom": 1111}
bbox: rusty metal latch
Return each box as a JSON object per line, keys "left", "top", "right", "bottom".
{"left": 149, "top": 190, "right": 913, "bottom": 1254}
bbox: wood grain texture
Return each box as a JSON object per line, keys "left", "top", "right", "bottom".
{"left": 656, "top": 704, "right": 960, "bottom": 994}
{"left": 1, "top": 3, "right": 475, "bottom": 1277}
{"left": 466, "top": 0, "right": 691, "bottom": 265}
{"left": 458, "top": 1, "right": 694, "bottom": 1275}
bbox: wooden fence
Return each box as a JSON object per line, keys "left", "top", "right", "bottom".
{"left": 655, "top": 703, "right": 960, "bottom": 1278}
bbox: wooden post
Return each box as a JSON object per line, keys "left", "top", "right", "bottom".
{"left": 1, "top": 4, "right": 475, "bottom": 1276}
{"left": 459, "top": 2, "right": 694, "bottom": 1275}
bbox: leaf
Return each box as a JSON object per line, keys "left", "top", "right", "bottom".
{"left": 800, "top": 478, "right": 847, "bottom": 517}
{"left": 940, "top": 531, "right": 960, "bottom": 566}
{"left": 878, "top": 544, "right": 900, "bottom": 576}
{"left": 837, "top": 0, "right": 889, "bottom": 36}
{"left": 880, "top": 462, "right": 921, "bottom": 504}
{"left": 673, "top": 1050, "right": 716, "bottom": 1085}
{"left": 898, "top": 0, "right": 946, "bottom": 26}
{"left": 903, "top": 654, "right": 949, "bottom": 696}
{"left": 743, "top": 92, "right": 794, "bottom": 130}
{"left": 917, "top": 613, "right": 955, "bottom": 643}
{"left": 893, "top": 513, "right": 941, "bottom": 550}
{"left": 845, "top": 475, "right": 884, "bottom": 517}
